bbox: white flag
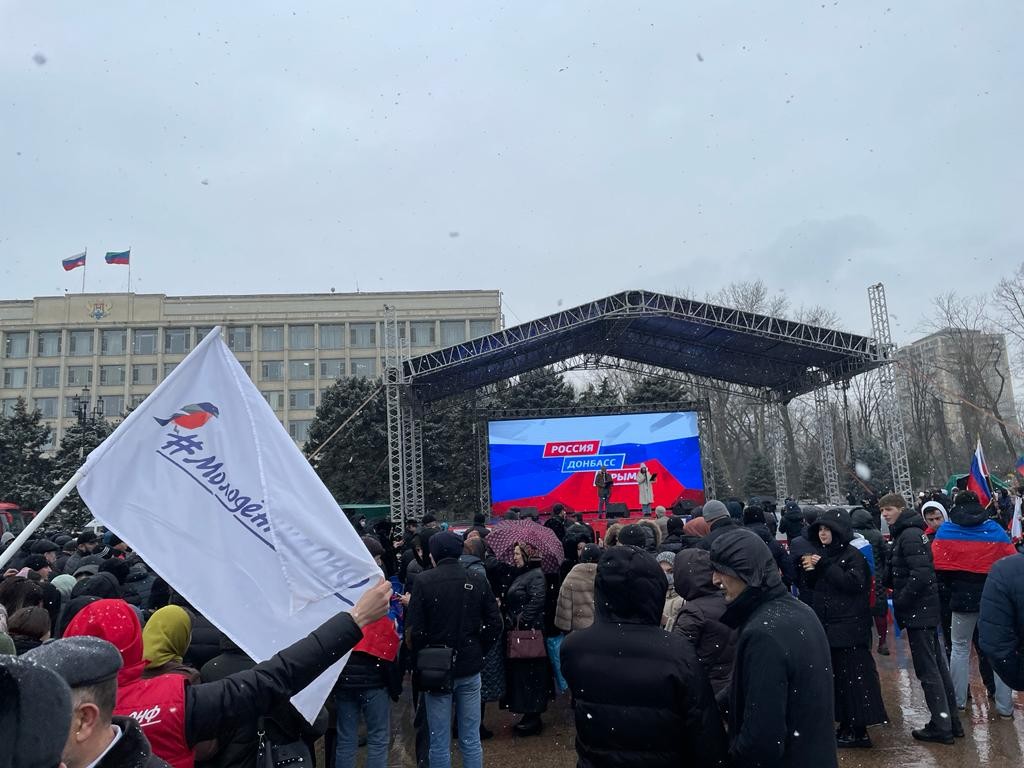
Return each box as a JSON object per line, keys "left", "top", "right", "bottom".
{"left": 1012, "top": 496, "right": 1022, "bottom": 541}
{"left": 77, "top": 327, "right": 381, "bottom": 720}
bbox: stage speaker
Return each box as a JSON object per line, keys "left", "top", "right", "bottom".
{"left": 606, "top": 503, "right": 630, "bottom": 520}
{"left": 519, "top": 506, "right": 539, "bottom": 519}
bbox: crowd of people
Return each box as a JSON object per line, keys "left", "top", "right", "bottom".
{"left": 3, "top": 485, "right": 1024, "bottom": 768}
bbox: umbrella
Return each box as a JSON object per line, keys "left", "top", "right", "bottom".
{"left": 486, "top": 520, "right": 565, "bottom": 574}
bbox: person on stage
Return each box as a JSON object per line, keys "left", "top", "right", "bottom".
{"left": 594, "top": 468, "right": 614, "bottom": 515}
{"left": 637, "top": 463, "right": 657, "bottom": 516}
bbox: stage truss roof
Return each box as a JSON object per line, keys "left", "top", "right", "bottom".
{"left": 404, "top": 290, "right": 885, "bottom": 404}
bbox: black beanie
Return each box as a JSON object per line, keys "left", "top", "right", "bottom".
{"left": 428, "top": 531, "right": 463, "bottom": 562}
{"left": 667, "top": 516, "right": 685, "bottom": 536}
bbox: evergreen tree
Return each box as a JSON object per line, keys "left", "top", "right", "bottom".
{"left": 799, "top": 454, "right": 826, "bottom": 502}
{"left": 709, "top": 458, "right": 733, "bottom": 499}
{"left": 741, "top": 453, "right": 777, "bottom": 498}
{"left": 577, "top": 377, "right": 621, "bottom": 408}
{"left": 422, "top": 401, "right": 479, "bottom": 518}
{"left": 845, "top": 436, "right": 893, "bottom": 498}
{"left": 305, "top": 378, "right": 388, "bottom": 504}
{"left": 0, "top": 397, "right": 53, "bottom": 509}
{"left": 623, "top": 375, "right": 687, "bottom": 406}
{"left": 500, "top": 368, "right": 577, "bottom": 410}
{"left": 49, "top": 417, "right": 115, "bottom": 529}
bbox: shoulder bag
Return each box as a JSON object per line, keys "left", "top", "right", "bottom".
{"left": 414, "top": 570, "right": 473, "bottom": 694}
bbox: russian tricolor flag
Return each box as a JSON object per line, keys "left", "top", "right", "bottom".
{"left": 1015, "top": 455, "right": 1024, "bottom": 477}
{"left": 62, "top": 252, "right": 86, "bottom": 271}
{"left": 105, "top": 249, "right": 130, "bottom": 265}
{"left": 967, "top": 440, "right": 992, "bottom": 508}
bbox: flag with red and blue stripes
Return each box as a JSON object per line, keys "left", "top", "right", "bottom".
{"left": 105, "top": 249, "right": 130, "bottom": 265}
{"left": 966, "top": 440, "right": 992, "bottom": 508}
{"left": 1016, "top": 455, "right": 1024, "bottom": 477}
{"left": 932, "top": 517, "right": 1015, "bottom": 575}
{"left": 62, "top": 252, "right": 86, "bottom": 271}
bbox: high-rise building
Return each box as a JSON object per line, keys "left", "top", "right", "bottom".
{"left": 897, "top": 327, "right": 1017, "bottom": 462}
{"left": 0, "top": 290, "right": 501, "bottom": 449}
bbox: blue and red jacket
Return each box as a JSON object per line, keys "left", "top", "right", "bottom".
{"left": 932, "top": 500, "right": 1016, "bottom": 613}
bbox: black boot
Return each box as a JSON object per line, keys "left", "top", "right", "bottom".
{"left": 513, "top": 714, "right": 543, "bottom": 736}
{"left": 912, "top": 724, "right": 954, "bottom": 745}
{"left": 837, "top": 727, "right": 872, "bottom": 749}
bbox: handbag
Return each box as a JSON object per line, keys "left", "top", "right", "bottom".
{"left": 256, "top": 717, "right": 312, "bottom": 768}
{"left": 506, "top": 622, "right": 547, "bottom": 660}
{"left": 413, "top": 571, "right": 472, "bottom": 694}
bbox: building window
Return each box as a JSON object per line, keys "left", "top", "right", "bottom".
{"left": 101, "top": 330, "right": 127, "bottom": 356}
{"left": 37, "top": 331, "right": 62, "bottom": 357}
{"left": 239, "top": 362, "right": 251, "bottom": 378}
{"left": 68, "top": 330, "right": 95, "bottom": 356}
{"left": 289, "top": 389, "right": 316, "bottom": 409}
{"left": 67, "top": 366, "right": 93, "bottom": 387}
{"left": 261, "top": 326, "right": 284, "bottom": 352}
{"left": 64, "top": 398, "right": 80, "bottom": 418}
{"left": 289, "top": 419, "right": 312, "bottom": 443}
{"left": 4, "top": 332, "right": 29, "bottom": 359}
{"left": 263, "top": 391, "right": 285, "bottom": 410}
{"left": 261, "top": 360, "right": 284, "bottom": 381}
{"left": 320, "top": 359, "right": 344, "bottom": 379}
{"left": 469, "top": 319, "right": 494, "bottom": 338}
{"left": 319, "top": 325, "right": 344, "bottom": 350}
{"left": 410, "top": 322, "right": 436, "bottom": 346}
{"left": 132, "top": 364, "right": 159, "bottom": 385}
{"left": 288, "top": 360, "right": 314, "bottom": 380}
{"left": 133, "top": 329, "right": 159, "bottom": 355}
{"left": 440, "top": 321, "right": 466, "bottom": 346}
{"left": 228, "top": 327, "right": 253, "bottom": 352}
{"left": 195, "top": 327, "right": 216, "bottom": 342}
{"left": 2, "top": 368, "right": 27, "bottom": 388}
{"left": 351, "top": 358, "right": 377, "bottom": 378}
{"left": 1, "top": 398, "right": 18, "bottom": 417}
{"left": 35, "top": 366, "right": 60, "bottom": 388}
{"left": 163, "top": 362, "right": 178, "bottom": 378}
{"left": 99, "top": 365, "right": 125, "bottom": 386}
{"left": 349, "top": 323, "right": 376, "bottom": 349}
{"left": 101, "top": 395, "right": 125, "bottom": 417}
{"left": 41, "top": 431, "right": 55, "bottom": 450}
{"left": 130, "top": 393, "right": 148, "bottom": 409}
{"left": 290, "top": 325, "right": 314, "bottom": 350}
{"left": 164, "top": 328, "right": 191, "bottom": 355}
{"left": 34, "top": 397, "right": 58, "bottom": 418}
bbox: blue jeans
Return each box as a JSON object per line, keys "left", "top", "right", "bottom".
{"left": 951, "top": 611, "right": 1013, "bottom": 716}
{"left": 425, "top": 673, "right": 482, "bottom": 768}
{"left": 335, "top": 687, "right": 390, "bottom": 768}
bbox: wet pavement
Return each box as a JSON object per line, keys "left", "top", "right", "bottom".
{"left": 368, "top": 634, "right": 1024, "bottom": 767}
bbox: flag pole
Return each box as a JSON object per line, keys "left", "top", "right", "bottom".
{"left": 0, "top": 469, "right": 85, "bottom": 571}
{"left": 128, "top": 247, "right": 132, "bottom": 294}
{"left": 82, "top": 247, "right": 87, "bottom": 294}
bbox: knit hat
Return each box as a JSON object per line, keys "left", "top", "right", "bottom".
{"left": 0, "top": 655, "right": 72, "bottom": 768}
{"left": 0, "top": 531, "right": 14, "bottom": 546}
{"left": 428, "top": 531, "right": 463, "bottom": 562}
{"left": 618, "top": 524, "right": 648, "bottom": 548}
{"left": 667, "top": 516, "right": 685, "bottom": 536}
{"left": 656, "top": 551, "right": 676, "bottom": 566}
{"left": 702, "top": 499, "right": 730, "bottom": 524}
{"left": 921, "top": 500, "right": 948, "bottom": 521}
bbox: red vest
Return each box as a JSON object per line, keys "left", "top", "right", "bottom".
{"left": 116, "top": 673, "right": 192, "bottom": 768}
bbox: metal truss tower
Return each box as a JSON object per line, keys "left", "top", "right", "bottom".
{"left": 869, "top": 283, "right": 915, "bottom": 505}
{"left": 383, "top": 305, "right": 406, "bottom": 525}
{"left": 815, "top": 387, "right": 843, "bottom": 505}
{"left": 696, "top": 404, "right": 717, "bottom": 500}
{"left": 764, "top": 399, "right": 789, "bottom": 500}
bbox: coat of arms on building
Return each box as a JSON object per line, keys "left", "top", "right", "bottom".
{"left": 88, "top": 302, "right": 111, "bottom": 321}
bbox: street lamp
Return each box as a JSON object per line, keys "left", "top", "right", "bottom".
{"left": 72, "top": 386, "right": 105, "bottom": 425}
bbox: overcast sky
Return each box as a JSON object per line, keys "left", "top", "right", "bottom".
{"left": 1, "top": 2, "right": 1021, "bottom": 344}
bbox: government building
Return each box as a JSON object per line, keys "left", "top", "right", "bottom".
{"left": 0, "top": 290, "right": 502, "bottom": 448}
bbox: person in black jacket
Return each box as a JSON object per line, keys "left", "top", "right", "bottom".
{"left": 787, "top": 507, "right": 821, "bottom": 608}
{"left": 880, "top": 493, "right": 961, "bottom": 744}
{"left": 659, "top": 516, "right": 688, "bottom": 555}
{"left": 850, "top": 508, "right": 890, "bottom": 655}
{"left": 979, "top": 552, "right": 1024, "bottom": 691}
{"left": 710, "top": 527, "right": 837, "bottom": 768}
{"left": 197, "top": 636, "right": 328, "bottom": 768}
{"left": 697, "top": 500, "right": 741, "bottom": 552}
{"left": 561, "top": 546, "right": 727, "bottom": 768}
{"left": 406, "top": 531, "right": 501, "bottom": 768}
{"left": 672, "top": 548, "right": 735, "bottom": 708}
{"left": 779, "top": 500, "right": 805, "bottom": 542}
{"left": 500, "top": 542, "right": 552, "bottom": 736}
{"left": 804, "top": 509, "right": 887, "bottom": 748}
{"left": 741, "top": 506, "right": 794, "bottom": 588}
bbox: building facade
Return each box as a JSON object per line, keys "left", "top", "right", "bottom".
{"left": 0, "top": 290, "right": 501, "bottom": 448}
